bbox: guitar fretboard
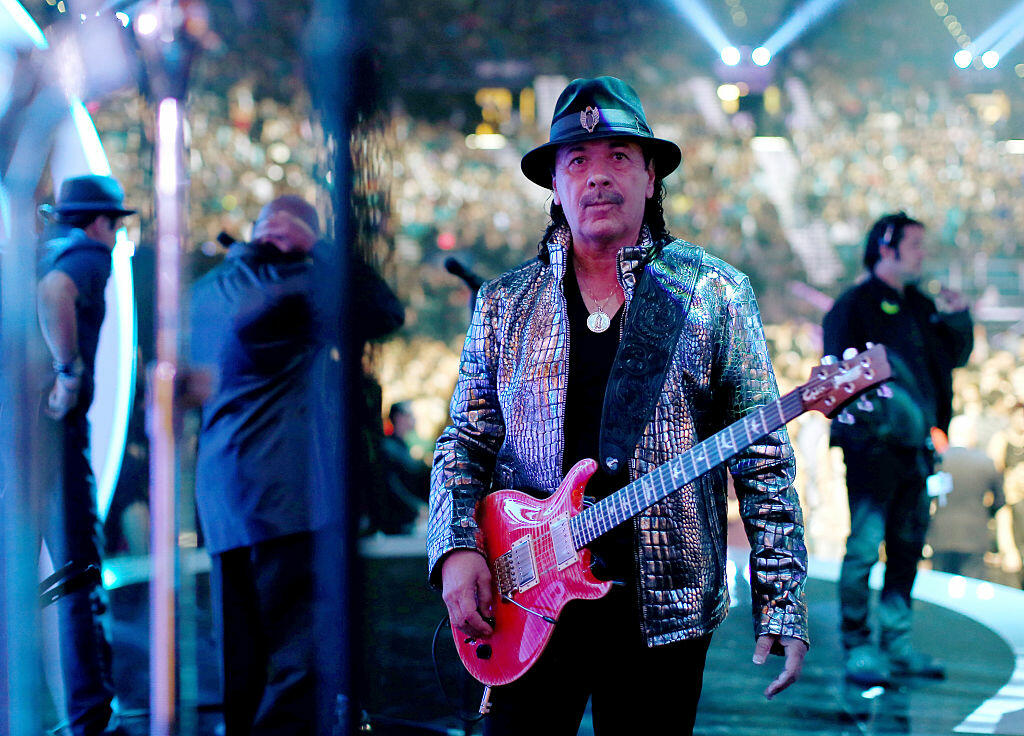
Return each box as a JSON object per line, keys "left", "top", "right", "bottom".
{"left": 568, "top": 388, "right": 805, "bottom": 549}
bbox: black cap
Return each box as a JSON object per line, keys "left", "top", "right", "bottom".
{"left": 521, "top": 76, "right": 681, "bottom": 189}
{"left": 46, "top": 175, "right": 136, "bottom": 218}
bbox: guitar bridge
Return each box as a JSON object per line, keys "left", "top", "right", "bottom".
{"left": 494, "top": 537, "right": 538, "bottom": 596}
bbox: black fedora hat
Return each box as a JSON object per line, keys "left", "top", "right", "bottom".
{"left": 521, "top": 76, "right": 681, "bottom": 189}
{"left": 47, "top": 175, "right": 136, "bottom": 218}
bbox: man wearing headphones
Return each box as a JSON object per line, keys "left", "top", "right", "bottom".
{"left": 823, "top": 212, "right": 973, "bottom": 687}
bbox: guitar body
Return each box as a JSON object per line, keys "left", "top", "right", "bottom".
{"left": 454, "top": 459, "right": 612, "bottom": 686}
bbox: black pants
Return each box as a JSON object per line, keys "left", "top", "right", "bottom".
{"left": 483, "top": 584, "right": 712, "bottom": 736}
{"left": 44, "top": 413, "right": 114, "bottom": 736}
{"left": 839, "top": 444, "right": 931, "bottom": 652}
{"left": 211, "top": 532, "right": 319, "bottom": 735}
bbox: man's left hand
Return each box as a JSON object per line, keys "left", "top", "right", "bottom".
{"left": 753, "top": 634, "right": 807, "bottom": 700}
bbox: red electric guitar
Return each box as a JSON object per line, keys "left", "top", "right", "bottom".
{"left": 453, "top": 344, "right": 892, "bottom": 686}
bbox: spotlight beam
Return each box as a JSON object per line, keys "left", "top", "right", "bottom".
{"left": 761, "top": 0, "right": 851, "bottom": 56}
{"left": 665, "top": 0, "right": 735, "bottom": 55}
{"left": 992, "top": 12, "right": 1024, "bottom": 59}
{"left": 969, "top": 0, "right": 1024, "bottom": 55}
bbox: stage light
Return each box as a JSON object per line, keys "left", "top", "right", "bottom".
{"left": 135, "top": 11, "right": 158, "bottom": 35}
{"left": 721, "top": 45, "right": 741, "bottom": 65}
{"left": 966, "top": 0, "right": 1024, "bottom": 62}
{"left": 982, "top": 49, "right": 1000, "bottom": 68}
{"left": 466, "top": 133, "right": 507, "bottom": 150}
{"left": 760, "top": 0, "right": 851, "bottom": 58}
{"left": 665, "top": 0, "right": 736, "bottom": 58}
{"left": 954, "top": 49, "right": 972, "bottom": 68}
{"left": 751, "top": 46, "right": 771, "bottom": 65}
{"left": 717, "top": 83, "right": 741, "bottom": 101}
{"left": 0, "top": 0, "right": 49, "bottom": 48}
{"left": 991, "top": 17, "right": 1024, "bottom": 64}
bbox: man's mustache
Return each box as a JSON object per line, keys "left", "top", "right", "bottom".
{"left": 580, "top": 191, "right": 624, "bottom": 207}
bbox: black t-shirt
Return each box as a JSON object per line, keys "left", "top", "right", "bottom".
{"left": 562, "top": 261, "right": 633, "bottom": 582}
{"left": 40, "top": 229, "right": 113, "bottom": 411}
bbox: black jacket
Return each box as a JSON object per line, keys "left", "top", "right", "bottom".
{"left": 823, "top": 275, "right": 972, "bottom": 447}
{"left": 191, "top": 242, "right": 320, "bottom": 554}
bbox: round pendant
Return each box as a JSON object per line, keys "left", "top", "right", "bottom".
{"left": 586, "top": 310, "right": 611, "bottom": 333}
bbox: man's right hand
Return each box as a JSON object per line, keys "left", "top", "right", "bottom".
{"left": 46, "top": 377, "right": 80, "bottom": 419}
{"left": 441, "top": 549, "right": 494, "bottom": 639}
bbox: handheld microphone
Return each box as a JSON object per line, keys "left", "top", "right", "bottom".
{"left": 444, "top": 257, "right": 485, "bottom": 291}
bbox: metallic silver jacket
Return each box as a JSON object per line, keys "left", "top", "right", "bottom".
{"left": 428, "top": 225, "right": 808, "bottom": 648}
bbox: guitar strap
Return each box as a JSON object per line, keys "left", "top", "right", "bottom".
{"left": 598, "top": 245, "right": 703, "bottom": 476}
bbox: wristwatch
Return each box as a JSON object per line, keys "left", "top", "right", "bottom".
{"left": 53, "top": 356, "right": 85, "bottom": 379}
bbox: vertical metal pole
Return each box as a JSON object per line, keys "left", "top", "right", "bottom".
{"left": 305, "top": 1, "right": 358, "bottom": 730}
{"left": 1, "top": 85, "right": 69, "bottom": 736}
{"left": 149, "top": 95, "right": 186, "bottom": 736}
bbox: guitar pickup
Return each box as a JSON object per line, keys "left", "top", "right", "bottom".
{"left": 549, "top": 514, "right": 577, "bottom": 570}
{"left": 495, "top": 537, "right": 538, "bottom": 595}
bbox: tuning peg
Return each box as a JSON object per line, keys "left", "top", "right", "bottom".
{"left": 865, "top": 341, "right": 875, "bottom": 348}
{"left": 843, "top": 347, "right": 859, "bottom": 360}
{"left": 838, "top": 409, "right": 855, "bottom": 425}
{"left": 877, "top": 384, "right": 894, "bottom": 399}
{"left": 820, "top": 355, "right": 838, "bottom": 365}
{"left": 856, "top": 396, "right": 874, "bottom": 412}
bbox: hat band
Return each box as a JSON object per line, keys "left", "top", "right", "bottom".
{"left": 550, "top": 108, "right": 652, "bottom": 142}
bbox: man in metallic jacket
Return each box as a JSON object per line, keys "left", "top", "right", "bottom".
{"left": 427, "top": 77, "right": 808, "bottom": 735}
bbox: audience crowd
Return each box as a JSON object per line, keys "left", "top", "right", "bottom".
{"left": 62, "top": 0, "right": 1024, "bottom": 578}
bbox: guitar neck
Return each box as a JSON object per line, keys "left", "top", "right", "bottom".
{"left": 569, "top": 388, "right": 805, "bottom": 549}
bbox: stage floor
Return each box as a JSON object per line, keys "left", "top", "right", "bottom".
{"left": 88, "top": 540, "right": 1024, "bottom": 736}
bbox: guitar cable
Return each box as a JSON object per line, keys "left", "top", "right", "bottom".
{"left": 431, "top": 615, "right": 487, "bottom": 724}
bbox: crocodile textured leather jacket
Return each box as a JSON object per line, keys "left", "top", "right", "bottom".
{"left": 427, "top": 225, "right": 808, "bottom": 648}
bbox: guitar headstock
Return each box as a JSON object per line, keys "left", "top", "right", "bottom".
{"left": 800, "top": 344, "right": 892, "bottom": 418}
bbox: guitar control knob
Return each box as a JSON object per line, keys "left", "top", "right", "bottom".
{"left": 475, "top": 643, "right": 493, "bottom": 660}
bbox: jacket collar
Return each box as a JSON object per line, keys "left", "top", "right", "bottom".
{"left": 545, "top": 223, "right": 654, "bottom": 293}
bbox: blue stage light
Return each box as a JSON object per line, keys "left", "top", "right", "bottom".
{"left": 751, "top": 46, "right": 772, "bottom": 66}
{"left": 967, "top": 0, "right": 1024, "bottom": 60}
{"left": 666, "top": 0, "right": 736, "bottom": 57}
{"left": 953, "top": 49, "right": 973, "bottom": 68}
{"left": 721, "top": 45, "right": 741, "bottom": 65}
{"left": 0, "top": 0, "right": 48, "bottom": 48}
{"left": 991, "top": 16, "right": 1024, "bottom": 65}
{"left": 760, "top": 0, "right": 851, "bottom": 57}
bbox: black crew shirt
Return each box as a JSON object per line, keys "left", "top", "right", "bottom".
{"left": 562, "top": 261, "right": 633, "bottom": 582}
{"left": 40, "top": 228, "right": 113, "bottom": 413}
